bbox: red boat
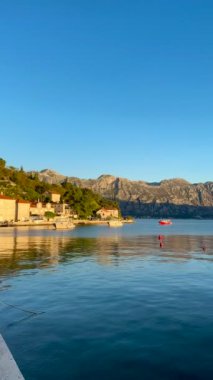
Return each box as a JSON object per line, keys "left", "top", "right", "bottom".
{"left": 159, "top": 219, "right": 172, "bottom": 225}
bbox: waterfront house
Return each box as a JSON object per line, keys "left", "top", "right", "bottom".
{"left": 0, "top": 195, "right": 16, "bottom": 222}
{"left": 54, "top": 203, "right": 70, "bottom": 216}
{"left": 16, "top": 200, "right": 30, "bottom": 221}
{"left": 0, "top": 196, "right": 31, "bottom": 222}
{"left": 54, "top": 203, "right": 78, "bottom": 218}
{"left": 0, "top": 193, "right": 75, "bottom": 222}
{"left": 96, "top": 208, "right": 119, "bottom": 219}
{"left": 30, "top": 202, "right": 55, "bottom": 217}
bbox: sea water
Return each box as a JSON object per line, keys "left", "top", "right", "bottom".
{"left": 0, "top": 219, "right": 213, "bottom": 380}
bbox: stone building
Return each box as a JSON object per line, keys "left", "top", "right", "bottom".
{"left": 16, "top": 200, "right": 30, "bottom": 221}
{"left": 0, "top": 195, "right": 16, "bottom": 222}
{"left": 0, "top": 194, "right": 64, "bottom": 222}
{"left": 96, "top": 208, "right": 119, "bottom": 219}
{"left": 46, "top": 192, "right": 61, "bottom": 203}
{"left": 54, "top": 203, "right": 70, "bottom": 216}
{"left": 30, "top": 202, "right": 55, "bottom": 217}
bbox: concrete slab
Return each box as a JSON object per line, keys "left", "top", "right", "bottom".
{"left": 0, "top": 335, "right": 24, "bottom": 379}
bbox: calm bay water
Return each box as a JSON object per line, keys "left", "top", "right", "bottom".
{"left": 0, "top": 219, "right": 213, "bottom": 379}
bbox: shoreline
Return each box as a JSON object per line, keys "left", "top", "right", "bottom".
{"left": 0, "top": 219, "right": 134, "bottom": 228}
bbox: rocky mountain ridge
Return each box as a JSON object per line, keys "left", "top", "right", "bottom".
{"left": 29, "top": 169, "right": 213, "bottom": 218}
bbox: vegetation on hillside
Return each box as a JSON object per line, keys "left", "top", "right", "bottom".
{"left": 0, "top": 158, "right": 119, "bottom": 218}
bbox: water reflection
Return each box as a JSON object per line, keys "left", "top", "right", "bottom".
{"left": 0, "top": 233, "right": 213, "bottom": 279}
{"left": 1, "top": 226, "right": 213, "bottom": 380}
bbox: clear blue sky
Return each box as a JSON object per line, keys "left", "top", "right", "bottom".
{"left": 0, "top": 0, "right": 212, "bottom": 182}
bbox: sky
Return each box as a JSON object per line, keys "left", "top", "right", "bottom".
{"left": 0, "top": 0, "right": 213, "bottom": 182}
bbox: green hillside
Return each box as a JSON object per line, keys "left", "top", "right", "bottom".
{"left": 0, "top": 158, "right": 119, "bottom": 218}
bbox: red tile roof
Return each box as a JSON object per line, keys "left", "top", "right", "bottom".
{"left": 0, "top": 195, "right": 15, "bottom": 200}
{"left": 30, "top": 203, "right": 37, "bottom": 207}
{"left": 16, "top": 200, "right": 30, "bottom": 204}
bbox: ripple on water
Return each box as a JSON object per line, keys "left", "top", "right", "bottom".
{"left": 0, "top": 221, "right": 213, "bottom": 379}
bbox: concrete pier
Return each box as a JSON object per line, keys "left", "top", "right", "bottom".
{"left": 0, "top": 335, "right": 24, "bottom": 379}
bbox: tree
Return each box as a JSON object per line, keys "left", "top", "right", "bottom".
{"left": 44, "top": 211, "right": 55, "bottom": 221}
{"left": 0, "top": 158, "right": 6, "bottom": 168}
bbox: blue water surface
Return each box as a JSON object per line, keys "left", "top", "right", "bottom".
{"left": 0, "top": 219, "right": 213, "bottom": 380}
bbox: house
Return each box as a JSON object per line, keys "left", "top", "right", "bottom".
{"left": 54, "top": 203, "right": 78, "bottom": 218}
{"left": 54, "top": 203, "right": 70, "bottom": 216}
{"left": 30, "top": 202, "right": 42, "bottom": 216}
{"left": 0, "top": 194, "right": 61, "bottom": 222}
{"left": 47, "top": 192, "right": 61, "bottom": 203}
{"left": 0, "top": 195, "right": 16, "bottom": 222}
{"left": 96, "top": 208, "right": 119, "bottom": 219}
{"left": 0, "top": 196, "right": 31, "bottom": 222}
{"left": 30, "top": 202, "right": 55, "bottom": 217}
{"left": 16, "top": 200, "right": 30, "bottom": 221}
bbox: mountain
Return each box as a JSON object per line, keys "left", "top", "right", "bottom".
{"left": 32, "top": 170, "right": 213, "bottom": 218}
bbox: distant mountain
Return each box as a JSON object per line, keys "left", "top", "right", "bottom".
{"left": 30, "top": 169, "right": 213, "bottom": 218}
